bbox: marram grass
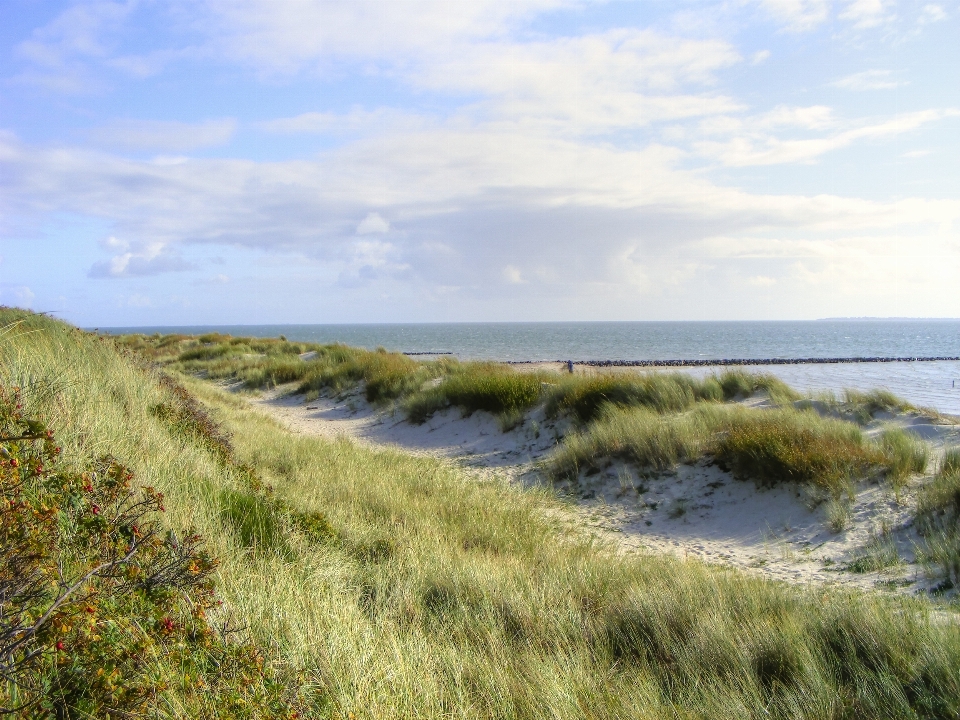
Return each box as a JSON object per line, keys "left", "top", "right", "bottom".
{"left": 544, "top": 402, "right": 919, "bottom": 499}
{"left": 4, "top": 311, "right": 960, "bottom": 718}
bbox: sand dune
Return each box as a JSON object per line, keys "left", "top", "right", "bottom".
{"left": 253, "top": 385, "right": 960, "bottom": 595}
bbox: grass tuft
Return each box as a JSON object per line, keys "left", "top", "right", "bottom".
{"left": 544, "top": 372, "right": 721, "bottom": 423}
{"left": 714, "top": 408, "right": 880, "bottom": 497}
{"left": 545, "top": 406, "right": 711, "bottom": 480}
{"left": 916, "top": 447, "right": 960, "bottom": 584}
{"left": 716, "top": 369, "right": 800, "bottom": 404}
{"left": 877, "top": 427, "right": 929, "bottom": 488}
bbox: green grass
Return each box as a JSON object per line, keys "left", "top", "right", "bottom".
{"left": 878, "top": 427, "right": 930, "bottom": 489}
{"left": 545, "top": 404, "right": 917, "bottom": 499}
{"left": 916, "top": 448, "right": 960, "bottom": 586}
{"left": 542, "top": 369, "right": 799, "bottom": 425}
{"left": 802, "top": 389, "right": 923, "bottom": 425}
{"left": 715, "top": 369, "right": 801, "bottom": 405}
{"left": 844, "top": 388, "right": 916, "bottom": 418}
{"left": 545, "top": 405, "right": 713, "bottom": 480}
{"left": 5, "top": 310, "right": 960, "bottom": 717}
{"left": 121, "top": 333, "right": 810, "bottom": 432}
{"left": 846, "top": 527, "right": 903, "bottom": 573}
{"left": 714, "top": 407, "right": 883, "bottom": 497}
{"left": 407, "top": 362, "right": 549, "bottom": 423}
{"left": 543, "top": 372, "right": 722, "bottom": 422}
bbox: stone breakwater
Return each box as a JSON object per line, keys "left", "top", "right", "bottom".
{"left": 509, "top": 356, "right": 960, "bottom": 367}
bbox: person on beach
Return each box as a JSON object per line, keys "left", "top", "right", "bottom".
{"left": 567, "top": 360, "right": 574, "bottom": 373}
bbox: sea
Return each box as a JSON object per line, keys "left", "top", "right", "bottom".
{"left": 100, "top": 320, "right": 960, "bottom": 416}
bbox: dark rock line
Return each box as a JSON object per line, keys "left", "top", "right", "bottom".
{"left": 508, "top": 356, "right": 960, "bottom": 367}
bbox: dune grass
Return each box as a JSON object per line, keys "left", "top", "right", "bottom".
{"left": 545, "top": 406, "right": 714, "bottom": 479}
{"left": 800, "top": 388, "right": 926, "bottom": 425}
{"left": 714, "top": 407, "right": 884, "bottom": 496}
{"left": 916, "top": 448, "right": 960, "bottom": 587}
{"left": 843, "top": 388, "right": 917, "bottom": 419}
{"left": 545, "top": 403, "right": 916, "bottom": 499}
{"left": 543, "top": 372, "right": 721, "bottom": 422}
{"left": 878, "top": 427, "right": 930, "bottom": 488}
{"left": 542, "top": 369, "right": 799, "bottom": 425}
{"left": 121, "top": 333, "right": 810, "bottom": 432}
{"left": 715, "top": 369, "right": 801, "bottom": 405}
{"left": 4, "top": 312, "right": 960, "bottom": 717}
{"left": 406, "top": 362, "right": 552, "bottom": 424}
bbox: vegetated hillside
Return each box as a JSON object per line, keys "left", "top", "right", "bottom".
{"left": 132, "top": 330, "right": 934, "bottom": 534}
{"left": 0, "top": 310, "right": 311, "bottom": 717}
{"left": 4, "top": 312, "right": 960, "bottom": 719}
{"left": 128, "top": 329, "right": 956, "bottom": 579}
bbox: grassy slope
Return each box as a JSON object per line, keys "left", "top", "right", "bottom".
{"left": 4, "top": 311, "right": 960, "bottom": 718}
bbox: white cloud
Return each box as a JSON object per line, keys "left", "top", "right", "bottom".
{"left": 831, "top": 69, "right": 903, "bottom": 91}
{"left": 695, "top": 109, "right": 957, "bottom": 166}
{"left": 12, "top": 1, "right": 185, "bottom": 92}
{"left": 89, "top": 239, "right": 192, "bottom": 278}
{"left": 758, "top": 105, "right": 835, "bottom": 129}
{"left": 756, "top": 0, "right": 831, "bottom": 32}
{"left": 918, "top": 4, "right": 947, "bottom": 24}
{"left": 356, "top": 212, "right": 390, "bottom": 235}
{"left": 838, "top": 0, "right": 895, "bottom": 28}
{"left": 6, "top": 1, "right": 960, "bottom": 320}
{"left": 211, "top": 9, "right": 745, "bottom": 136}
{"left": 4, "top": 119, "right": 959, "bottom": 315}
{"left": 201, "top": 0, "right": 574, "bottom": 73}
{"left": 502, "top": 265, "right": 524, "bottom": 284}
{"left": 408, "top": 30, "right": 743, "bottom": 133}
{"left": 337, "top": 238, "right": 407, "bottom": 287}
{"left": 87, "top": 118, "right": 237, "bottom": 151}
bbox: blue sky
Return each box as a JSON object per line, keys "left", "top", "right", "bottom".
{"left": 1, "top": 0, "right": 958, "bottom": 326}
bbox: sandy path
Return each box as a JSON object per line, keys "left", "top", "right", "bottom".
{"left": 251, "top": 386, "right": 960, "bottom": 595}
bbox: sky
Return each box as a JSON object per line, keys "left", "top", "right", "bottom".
{"left": 0, "top": 0, "right": 958, "bottom": 326}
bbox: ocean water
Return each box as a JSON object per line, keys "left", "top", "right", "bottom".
{"left": 101, "top": 320, "right": 960, "bottom": 415}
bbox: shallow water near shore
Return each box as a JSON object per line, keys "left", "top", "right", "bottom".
{"left": 102, "top": 319, "right": 960, "bottom": 414}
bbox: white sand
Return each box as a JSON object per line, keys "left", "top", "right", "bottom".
{"left": 251, "top": 385, "right": 960, "bottom": 595}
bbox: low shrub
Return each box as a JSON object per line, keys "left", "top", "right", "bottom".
{"left": 0, "top": 385, "right": 298, "bottom": 717}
